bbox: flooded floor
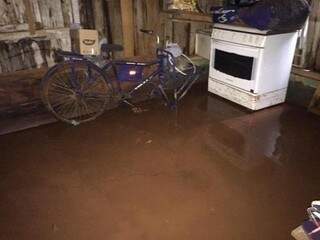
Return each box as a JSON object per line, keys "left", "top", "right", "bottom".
{"left": 1, "top": 83, "right": 320, "bottom": 240}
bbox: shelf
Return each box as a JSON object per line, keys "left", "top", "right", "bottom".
{"left": 163, "top": 10, "right": 212, "bottom": 23}
{"left": 292, "top": 67, "right": 320, "bottom": 82}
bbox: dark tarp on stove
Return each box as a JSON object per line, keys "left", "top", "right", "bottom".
{"left": 238, "top": 0, "right": 311, "bottom": 32}
{"left": 227, "top": 0, "right": 259, "bottom": 7}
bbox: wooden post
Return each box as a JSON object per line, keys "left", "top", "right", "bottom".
{"left": 92, "top": 0, "right": 107, "bottom": 40}
{"left": 23, "top": 0, "right": 36, "bottom": 35}
{"left": 120, "top": 0, "right": 135, "bottom": 57}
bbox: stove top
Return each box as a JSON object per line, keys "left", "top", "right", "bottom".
{"left": 213, "top": 23, "right": 270, "bottom": 35}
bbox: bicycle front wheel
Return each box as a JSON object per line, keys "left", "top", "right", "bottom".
{"left": 42, "top": 60, "right": 113, "bottom": 125}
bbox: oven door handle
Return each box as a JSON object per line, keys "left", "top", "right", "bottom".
{"left": 212, "top": 39, "right": 261, "bottom": 58}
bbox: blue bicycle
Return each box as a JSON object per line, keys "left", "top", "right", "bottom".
{"left": 41, "top": 29, "right": 198, "bottom": 125}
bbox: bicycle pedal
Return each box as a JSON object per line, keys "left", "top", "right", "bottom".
{"left": 71, "top": 120, "right": 80, "bottom": 126}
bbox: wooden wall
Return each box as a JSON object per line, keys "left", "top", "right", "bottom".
{"left": 0, "top": 0, "right": 81, "bottom": 116}
{"left": 104, "top": 0, "right": 213, "bottom": 57}
{"left": 0, "top": 0, "right": 216, "bottom": 74}
{"left": 0, "top": 0, "right": 216, "bottom": 117}
{"left": 0, "top": 0, "right": 80, "bottom": 74}
{"left": 307, "top": 0, "right": 320, "bottom": 72}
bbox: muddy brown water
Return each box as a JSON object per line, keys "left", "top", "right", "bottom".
{"left": 1, "top": 83, "right": 320, "bottom": 240}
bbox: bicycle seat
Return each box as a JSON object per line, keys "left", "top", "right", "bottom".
{"left": 101, "top": 44, "right": 123, "bottom": 53}
{"left": 56, "top": 49, "right": 84, "bottom": 59}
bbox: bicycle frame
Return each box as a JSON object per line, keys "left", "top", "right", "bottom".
{"left": 41, "top": 31, "right": 198, "bottom": 125}
{"left": 100, "top": 48, "right": 175, "bottom": 106}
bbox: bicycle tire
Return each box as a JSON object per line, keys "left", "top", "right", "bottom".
{"left": 42, "top": 60, "right": 114, "bottom": 125}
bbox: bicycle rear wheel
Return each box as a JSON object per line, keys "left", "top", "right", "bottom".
{"left": 42, "top": 60, "right": 113, "bottom": 125}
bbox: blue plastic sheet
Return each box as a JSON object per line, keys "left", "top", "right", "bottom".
{"left": 212, "top": 0, "right": 310, "bottom": 32}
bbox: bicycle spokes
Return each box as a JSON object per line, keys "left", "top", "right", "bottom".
{"left": 43, "top": 61, "right": 112, "bottom": 124}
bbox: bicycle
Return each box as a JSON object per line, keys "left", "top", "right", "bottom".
{"left": 41, "top": 29, "right": 199, "bottom": 125}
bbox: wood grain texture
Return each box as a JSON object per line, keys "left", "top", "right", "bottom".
{"left": 0, "top": 0, "right": 27, "bottom": 26}
{"left": 37, "top": 0, "right": 64, "bottom": 29}
{"left": 106, "top": 0, "right": 123, "bottom": 58}
{"left": 309, "top": 84, "right": 320, "bottom": 115}
{"left": 306, "top": 0, "right": 320, "bottom": 71}
{"left": 79, "top": 0, "right": 94, "bottom": 29}
{"left": 23, "top": 0, "right": 36, "bottom": 34}
{"left": 0, "top": 67, "right": 47, "bottom": 117}
{"left": 134, "top": 0, "right": 165, "bottom": 56}
{"left": 92, "top": 0, "right": 108, "bottom": 41}
{"left": 0, "top": 28, "right": 71, "bottom": 74}
{"left": 120, "top": 0, "right": 135, "bottom": 57}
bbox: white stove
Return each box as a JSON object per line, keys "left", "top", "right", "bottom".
{"left": 208, "top": 23, "right": 298, "bottom": 110}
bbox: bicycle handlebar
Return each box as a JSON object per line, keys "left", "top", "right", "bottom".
{"left": 140, "top": 29, "right": 154, "bottom": 35}
{"left": 55, "top": 49, "right": 84, "bottom": 59}
{"left": 140, "top": 29, "right": 160, "bottom": 45}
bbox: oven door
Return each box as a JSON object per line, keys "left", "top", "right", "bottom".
{"left": 210, "top": 39, "right": 262, "bottom": 92}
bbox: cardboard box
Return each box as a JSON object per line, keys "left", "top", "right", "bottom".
{"left": 70, "top": 29, "right": 99, "bottom": 55}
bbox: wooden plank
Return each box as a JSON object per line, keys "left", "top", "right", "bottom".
{"left": 92, "top": 0, "right": 108, "bottom": 41}
{"left": 79, "top": 0, "right": 94, "bottom": 29}
{"left": 0, "top": 0, "right": 28, "bottom": 29}
{"left": 134, "top": 0, "right": 164, "bottom": 56}
{"left": 164, "top": 18, "right": 173, "bottom": 43}
{"left": 60, "top": 0, "right": 72, "bottom": 27}
{"left": 0, "top": 28, "right": 71, "bottom": 74}
{"left": 37, "top": 0, "right": 64, "bottom": 29}
{"left": 23, "top": 0, "right": 36, "bottom": 34}
{"left": 309, "top": 84, "right": 320, "bottom": 115}
{"left": 0, "top": 23, "right": 29, "bottom": 33}
{"left": 305, "top": 0, "right": 320, "bottom": 69}
{"left": 31, "top": 0, "right": 42, "bottom": 27}
{"left": 315, "top": 44, "right": 320, "bottom": 72}
{"left": 292, "top": 67, "right": 320, "bottom": 82}
{"left": 189, "top": 22, "right": 205, "bottom": 55}
{"left": 71, "top": 0, "right": 81, "bottom": 25}
{"left": 0, "top": 67, "right": 47, "bottom": 118}
{"left": 173, "top": 21, "right": 190, "bottom": 54}
{"left": 166, "top": 11, "right": 212, "bottom": 23}
{"left": 197, "top": 0, "right": 222, "bottom": 14}
{"left": 120, "top": 0, "right": 135, "bottom": 57}
{"left": 106, "top": 0, "right": 123, "bottom": 58}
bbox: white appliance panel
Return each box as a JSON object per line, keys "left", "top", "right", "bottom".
{"left": 254, "top": 32, "right": 299, "bottom": 94}
{"left": 208, "top": 24, "right": 298, "bottom": 110}
{"left": 210, "top": 39, "right": 261, "bottom": 92}
{"left": 195, "top": 32, "right": 211, "bottom": 60}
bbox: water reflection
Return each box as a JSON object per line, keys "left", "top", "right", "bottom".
{"left": 203, "top": 96, "right": 288, "bottom": 171}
